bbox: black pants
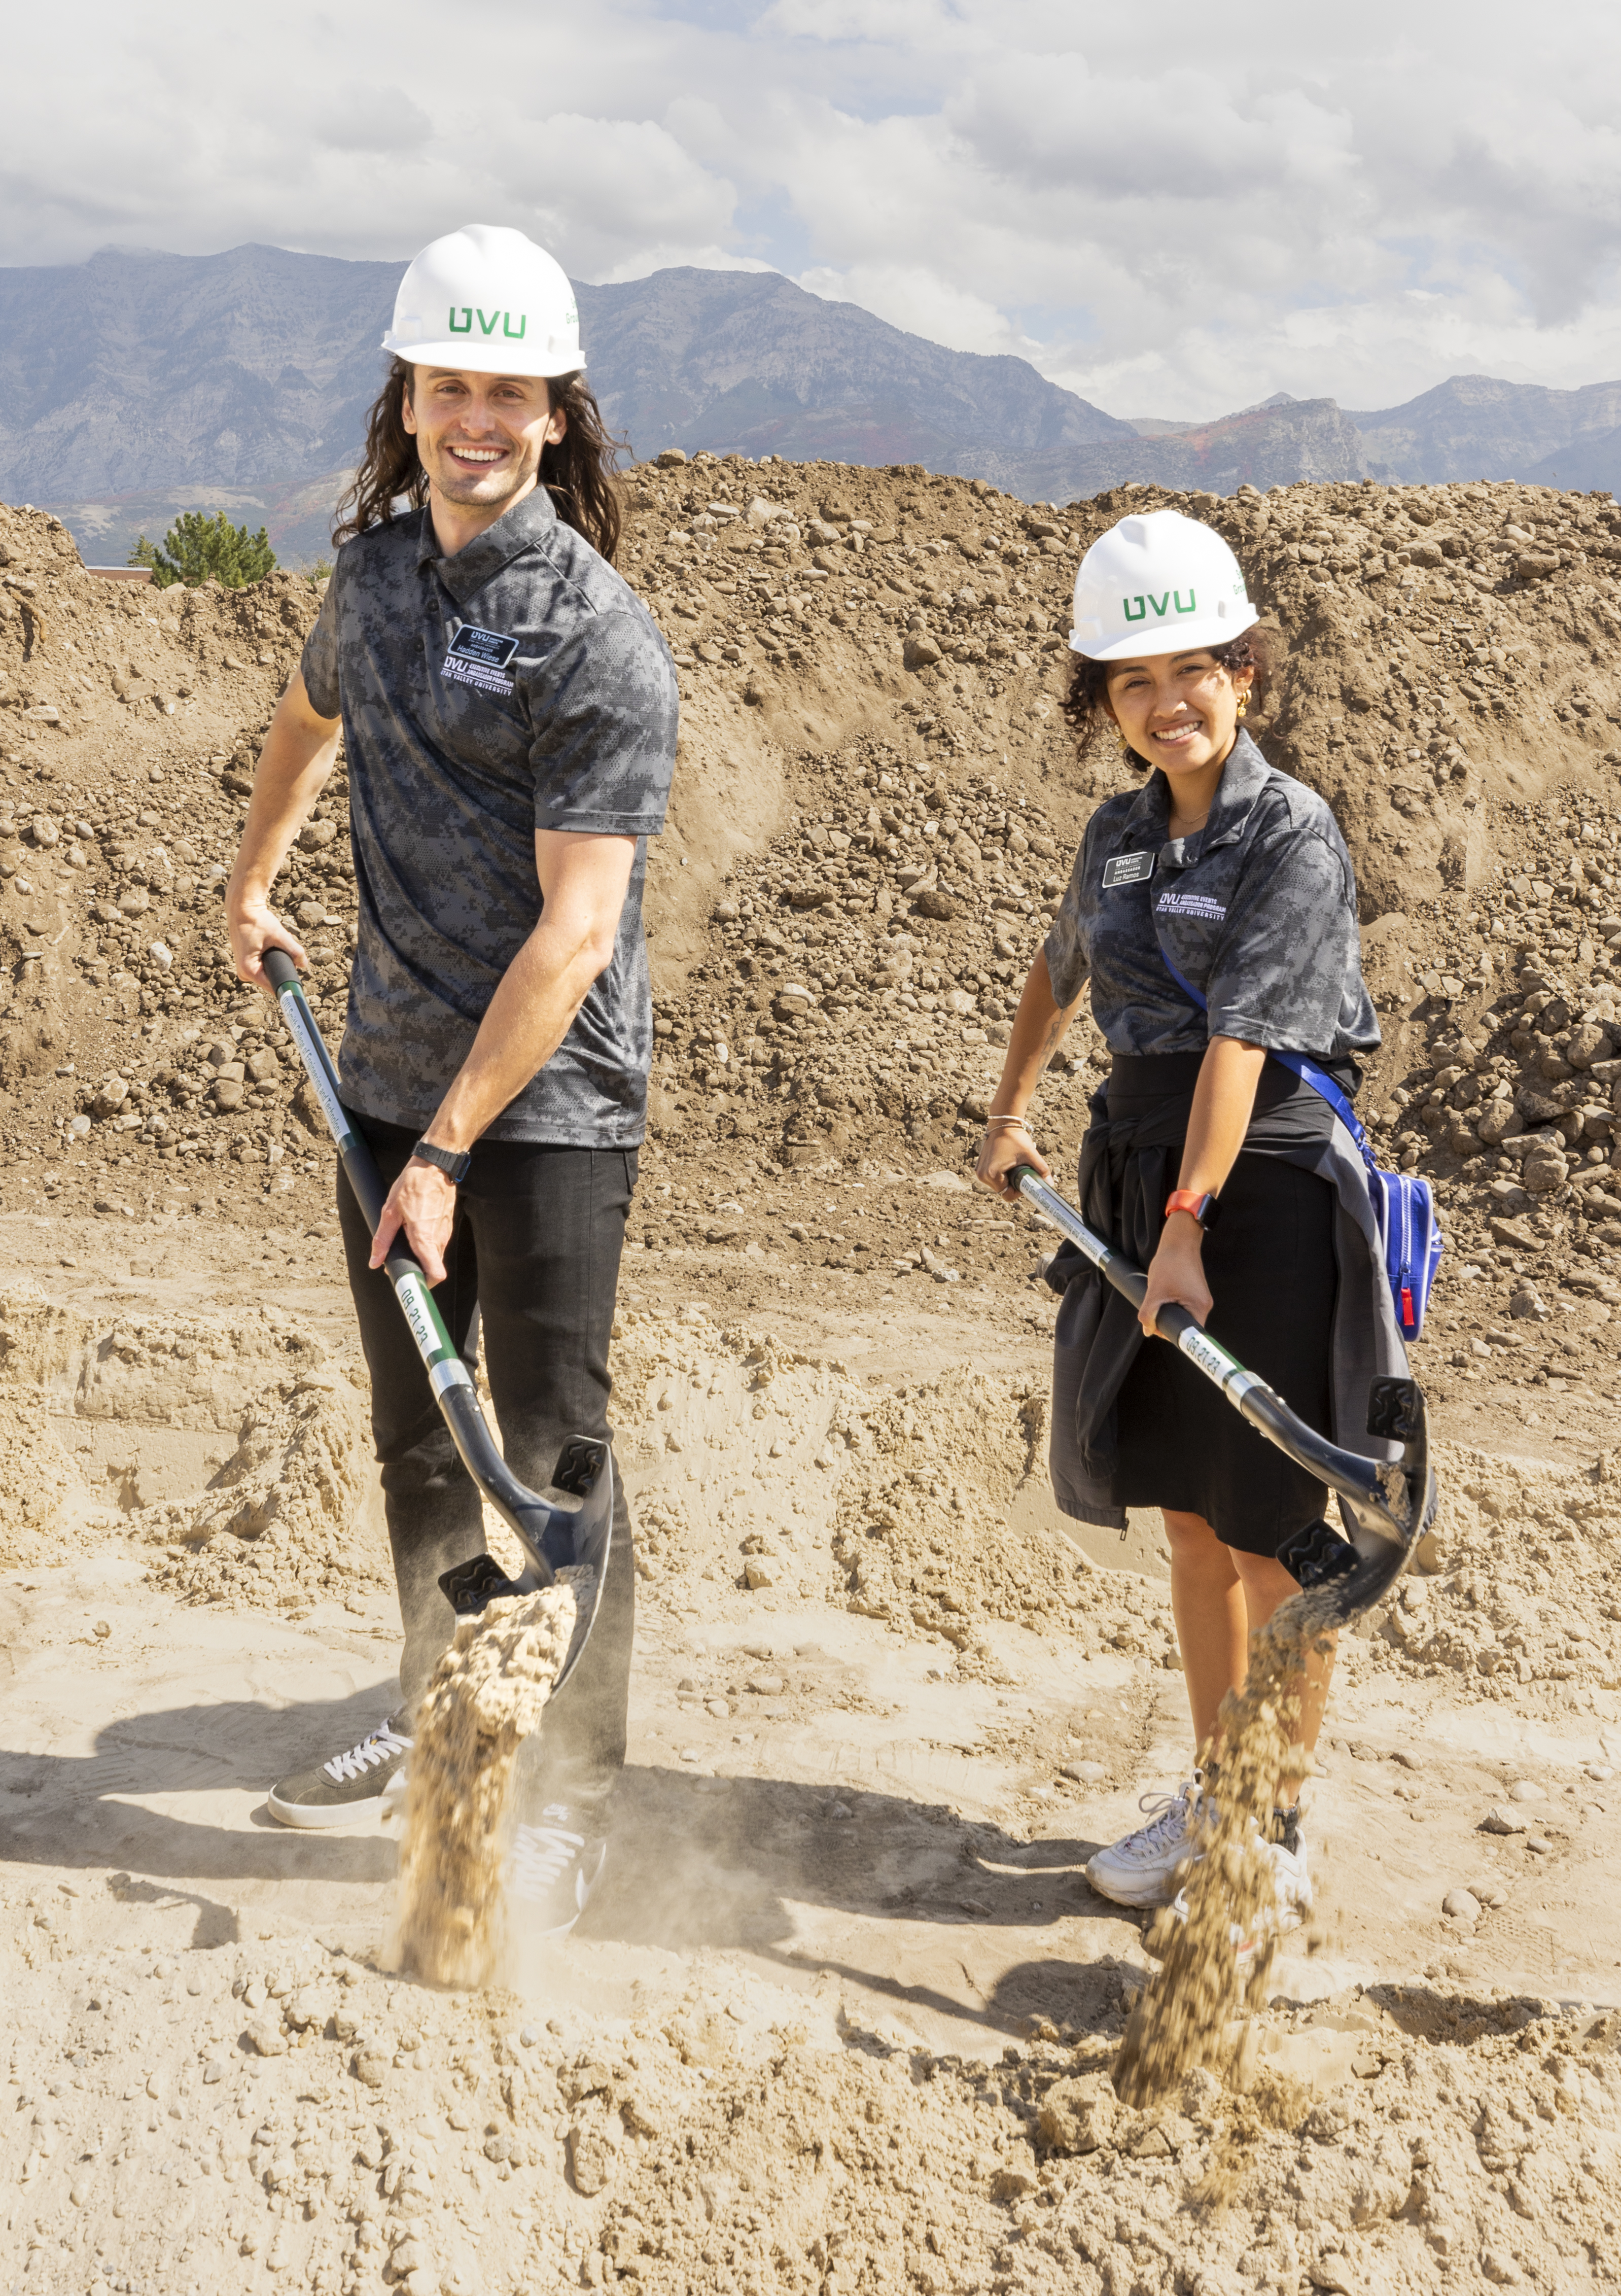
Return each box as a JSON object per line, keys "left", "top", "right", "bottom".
{"left": 338, "top": 1112, "right": 637, "bottom": 1820}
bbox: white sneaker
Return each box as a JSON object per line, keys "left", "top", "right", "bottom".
{"left": 1085, "top": 1777, "right": 1209, "bottom": 1908}
{"left": 1268, "top": 1834, "right": 1312, "bottom": 1923}
{"left": 508, "top": 1804, "right": 608, "bottom": 1940}
{"left": 1165, "top": 1831, "right": 1313, "bottom": 1951}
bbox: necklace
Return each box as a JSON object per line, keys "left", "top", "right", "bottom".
{"left": 1169, "top": 809, "right": 1209, "bottom": 837}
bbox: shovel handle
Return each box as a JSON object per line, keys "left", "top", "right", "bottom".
{"left": 1010, "top": 1164, "right": 1433, "bottom": 1595}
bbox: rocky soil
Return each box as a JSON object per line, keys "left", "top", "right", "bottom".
{"left": 4, "top": 462, "right": 1621, "bottom": 2294}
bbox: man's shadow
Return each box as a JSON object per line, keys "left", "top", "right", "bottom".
{"left": 4, "top": 1700, "right": 1139, "bottom": 2037}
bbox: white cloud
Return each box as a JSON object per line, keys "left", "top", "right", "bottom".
{"left": 9, "top": 0, "right": 1621, "bottom": 418}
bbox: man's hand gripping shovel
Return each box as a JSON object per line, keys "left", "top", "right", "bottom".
{"left": 1014, "top": 1166, "right": 1437, "bottom": 1621}
{"left": 262, "top": 950, "right": 612, "bottom": 1687}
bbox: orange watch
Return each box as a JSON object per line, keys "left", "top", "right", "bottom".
{"left": 1164, "top": 1189, "right": 1219, "bottom": 1230}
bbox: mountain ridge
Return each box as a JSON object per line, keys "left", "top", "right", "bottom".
{"left": 4, "top": 245, "right": 1619, "bottom": 567}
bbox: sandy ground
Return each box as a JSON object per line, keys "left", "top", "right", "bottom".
{"left": 5, "top": 1197, "right": 1621, "bottom": 2296}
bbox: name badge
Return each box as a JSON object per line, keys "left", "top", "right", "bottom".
{"left": 1102, "top": 851, "right": 1155, "bottom": 889}
{"left": 443, "top": 622, "right": 519, "bottom": 695}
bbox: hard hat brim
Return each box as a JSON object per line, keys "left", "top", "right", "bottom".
{"left": 1070, "top": 601, "right": 1259, "bottom": 662}
{"left": 382, "top": 334, "right": 585, "bottom": 379}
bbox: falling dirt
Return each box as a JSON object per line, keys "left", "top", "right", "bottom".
{"left": 393, "top": 1576, "right": 586, "bottom": 1992}
{"left": 6, "top": 460, "right": 1621, "bottom": 2292}
{"left": 1116, "top": 1588, "right": 1340, "bottom": 2108}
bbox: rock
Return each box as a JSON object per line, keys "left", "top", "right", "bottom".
{"left": 746, "top": 1674, "right": 786, "bottom": 1695}
{"left": 903, "top": 635, "right": 943, "bottom": 670}
{"left": 1569, "top": 1021, "right": 1614, "bottom": 1067}
{"left": 1490, "top": 1217, "right": 1536, "bottom": 1249}
{"left": 1062, "top": 1759, "right": 1107, "bottom": 1784}
{"left": 1508, "top": 1284, "right": 1547, "bottom": 1319}
{"left": 568, "top": 2125, "right": 616, "bottom": 2196}
{"left": 283, "top": 1986, "right": 331, "bottom": 2031}
{"left": 1308, "top": 2259, "right": 1356, "bottom": 2293}
{"left": 1442, "top": 1888, "right": 1482, "bottom": 1921}
{"left": 1526, "top": 1834, "right": 1553, "bottom": 1855}
{"left": 1522, "top": 1147, "right": 1568, "bottom": 1194}
{"left": 1480, "top": 1807, "right": 1528, "bottom": 1835}
{"left": 1507, "top": 1779, "right": 1543, "bottom": 1802}
{"left": 214, "top": 1080, "right": 245, "bottom": 1112}
{"left": 202, "top": 2059, "right": 227, "bottom": 2083}
{"left": 655, "top": 447, "right": 687, "bottom": 467}
{"left": 743, "top": 1558, "right": 777, "bottom": 1589}
{"left": 353, "top": 2046, "right": 391, "bottom": 2088}
{"left": 118, "top": 888, "right": 150, "bottom": 916}
{"left": 914, "top": 888, "right": 959, "bottom": 921}
{"left": 989, "top": 2166, "right": 1035, "bottom": 2199}
{"left": 244, "top": 2019, "right": 288, "bottom": 2057}
{"left": 1037, "top": 2075, "right": 1116, "bottom": 2153}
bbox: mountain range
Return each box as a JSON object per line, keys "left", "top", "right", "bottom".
{"left": 3, "top": 243, "right": 1619, "bottom": 566}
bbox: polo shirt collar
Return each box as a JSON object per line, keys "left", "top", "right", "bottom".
{"left": 1199, "top": 729, "right": 1272, "bottom": 852}
{"left": 416, "top": 485, "right": 560, "bottom": 604}
{"left": 1115, "top": 727, "right": 1271, "bottom": 853}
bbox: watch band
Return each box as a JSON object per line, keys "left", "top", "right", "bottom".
{"left": 411, "top": 1138, "right": 473, "bottom": 1186}
{"left": 1164, "top": 1189, "right": 1219, "bottom": 1230}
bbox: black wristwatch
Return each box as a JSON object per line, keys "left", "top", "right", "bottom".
{"left": 411, "top": 1138, "right": 472, "bottom": 1186}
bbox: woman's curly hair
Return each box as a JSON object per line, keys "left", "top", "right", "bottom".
{"left": 1062, "top": 628, "right": 1278, "bottom": 750}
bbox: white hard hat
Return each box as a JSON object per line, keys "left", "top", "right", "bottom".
{"left": 1069, "top": 509, "right": 1257, "bottom": 660}
{"left": 383, "top": 224, "right": 583, "bottom": 377}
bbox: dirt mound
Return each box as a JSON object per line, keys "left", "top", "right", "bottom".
{"left": 0, "top": 1279, "right": 384, "bottom": 1597}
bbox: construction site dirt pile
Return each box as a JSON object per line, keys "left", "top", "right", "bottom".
{"left": 6, "top": 471, "right": 1621, "bottom": 1402}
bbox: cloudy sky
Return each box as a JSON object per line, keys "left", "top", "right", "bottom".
{"left": 10, "top": 0, "right": 1621, "bottom": 420}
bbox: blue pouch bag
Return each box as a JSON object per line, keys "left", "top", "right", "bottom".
{"left": 1156, "top": 944, "right": 1442, "bottom": 1342}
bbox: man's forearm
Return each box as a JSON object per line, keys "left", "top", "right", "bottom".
{"left": 420, "top": 918, "right": 606, "bottom": 1153}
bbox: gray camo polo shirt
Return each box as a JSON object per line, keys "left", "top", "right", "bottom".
{"left": 1044, "top": 732, "right": 1380, "bottom": 1061}
{"left": 300, "top": 487, "right": 678, "bottom": 1144}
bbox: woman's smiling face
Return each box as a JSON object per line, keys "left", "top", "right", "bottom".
{"left": 1104, "top": 649, "right": 1254, "bottom": 779}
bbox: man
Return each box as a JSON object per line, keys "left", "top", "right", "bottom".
{"left": 224, "top": 224, "right": 677, "bottom": 1936}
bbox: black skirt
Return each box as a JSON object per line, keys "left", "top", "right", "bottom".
{"left": 1113, "top": 1150, "right": 1335, "bottom": 1555}
{"left": 1047, "top": 1050, "right": 1344, "bottom": 1559}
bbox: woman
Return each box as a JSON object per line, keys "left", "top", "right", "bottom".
{"left": 977, "top": 508, "right": 1405, "bottom": 1918}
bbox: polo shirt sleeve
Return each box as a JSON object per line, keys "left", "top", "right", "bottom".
{"left": 1202, "top": 823, "right": 1359, "bottom": 1055}
{"left": 1042, "top": 830, "right": 1094, "bottom": 1008}
{"left": 527, "top": 607, "right": 678, "bottom": 837}
{"left": 298, "top": 570, "right": 343, "bottom": 720}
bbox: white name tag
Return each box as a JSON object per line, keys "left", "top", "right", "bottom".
{"left": 1102, "top": 851, "right": 1155, "bottom": 889}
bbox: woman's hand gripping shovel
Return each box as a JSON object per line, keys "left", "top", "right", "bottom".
{"left": 1013, "top": 1165, "right": 1436, "bottom": 1623}
{"left": 261, "top": 950, "right": 612, "bottom": 1687}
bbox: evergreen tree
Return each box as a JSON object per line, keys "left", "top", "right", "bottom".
{"left": 128, "top": 512, "right": 276, "bottom": 589}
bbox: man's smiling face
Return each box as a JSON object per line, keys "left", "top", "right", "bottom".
{"left": 402, "top": 367, "right": 565, "bottom": 516}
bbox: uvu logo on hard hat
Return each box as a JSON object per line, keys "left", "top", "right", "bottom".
{"left": 1123, "top": 588, "right": 1199, "bottom": 623}
{"left": 448, "top": 307, "right": 533, "bottom": 340}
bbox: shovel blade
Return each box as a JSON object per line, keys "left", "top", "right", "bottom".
{"left": 1276, "top": 1376, "right": 1437, "bottom": 1625}
{"left": 435, "top": 1438, "right": 613, "bottom": 1698}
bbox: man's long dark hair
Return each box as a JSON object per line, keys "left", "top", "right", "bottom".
{"left": 333, "top": 359, "right": 624, "bottom": 561}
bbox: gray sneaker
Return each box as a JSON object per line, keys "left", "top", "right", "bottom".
{"left": 267, "top": 1717, "right": 413, "bottom": 1830}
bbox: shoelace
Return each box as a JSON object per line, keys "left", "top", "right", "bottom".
{"left": 511, "top": 1823, "right": 586, "bottom": 1892}
{"left": 322, "top": 1722, "right": 412, "bottom": 1785}
{"left": 1117, "top": 1784, "right": 1196, "bottom": 1861}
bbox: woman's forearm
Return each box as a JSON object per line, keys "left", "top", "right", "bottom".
{"left": 1176, "top": 1035, "right": 1269, "bottom": 1199}
{"left": 988, "top": 950, "right": 1086, "bottom": 1117}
